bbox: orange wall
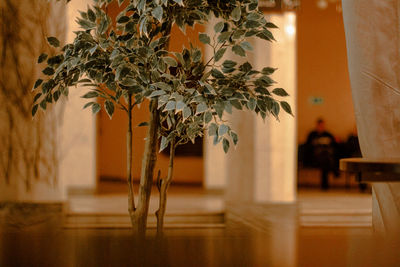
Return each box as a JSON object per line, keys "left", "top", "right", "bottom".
{"left": 297, "top": 2, "right": 355, "bottom": 143}
{"left": 97, "top": 2, "right": 204, "bottom": 184}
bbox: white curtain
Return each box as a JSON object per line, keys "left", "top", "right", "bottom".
{"left": 342, "top": 0, "right": 400, "bottom": 234}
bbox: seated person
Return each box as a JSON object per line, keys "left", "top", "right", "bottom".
{"left": 305, "top": 118, "right": 338, "bottom": 190}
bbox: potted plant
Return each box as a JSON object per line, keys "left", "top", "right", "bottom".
{"left": 32, "top": 0, "right": 292, "bottom": 236}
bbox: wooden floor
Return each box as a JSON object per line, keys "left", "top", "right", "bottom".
{"left": 2, "top": 187, "right": 399, "bottom": 267}
{"left": 67, "top": 187, "right": 372, "bottom": 228}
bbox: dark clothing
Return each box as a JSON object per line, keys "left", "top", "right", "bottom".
{"left": 345, "top": 134, "right": 362, "bottom": 158}
{"left": 305, "top": 131, "right": 336, "bottom": 168}
{"left": 305, "top": 130, "right": 338, "bottom": 189}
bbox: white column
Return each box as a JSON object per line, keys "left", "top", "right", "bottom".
{"left": 204, "top": 13, "right": 297, "bottom": 200}
{"left": 59, "top": 1, "right": 97, "bottom": 194}
{"left": 223, "top": 13, "right": 297, "bottom": 203}
{"left": 342, "top": 0, "right": 400, "bottom": 234}
{"left": 253, "top": 13, "right": 297, "bottom": 203}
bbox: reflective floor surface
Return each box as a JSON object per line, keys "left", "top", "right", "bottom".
{"left": 1, "top": 226, "right": 400, "bottom": 267}
{"left": 1, "top": 188, "right": 398, "bottom": 267}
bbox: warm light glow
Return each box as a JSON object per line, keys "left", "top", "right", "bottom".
{"left": 284, "top": 13, "right": 296, "bottom": 38}
{"left": 285, "top": 25, "right": 296, "bottom": 37}
{"left": 317, "top": 0, "right": 328, "bottom": 9}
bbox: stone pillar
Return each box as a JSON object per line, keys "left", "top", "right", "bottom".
{"left": 342, "top": 0, "right": 400, "bottom": 234}
{"left": 0, "top": 0, "right": 66, "bottom": 202}
{"left": 225, "top": 13, "right": 297, "bottom": 204}
{"left": 203, "top": 12, "right": 298, "bottom": 267}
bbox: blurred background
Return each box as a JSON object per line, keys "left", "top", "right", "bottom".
{"left": 2, "top": 1, "right": 389, "bottom": 266}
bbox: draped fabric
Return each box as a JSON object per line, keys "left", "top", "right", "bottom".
{"left": 342, "top": 0, "right": 400, "bottom": 234}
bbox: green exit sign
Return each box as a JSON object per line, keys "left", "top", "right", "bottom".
{"left": 309, "top": 96, "right": 324, "bottom": 105}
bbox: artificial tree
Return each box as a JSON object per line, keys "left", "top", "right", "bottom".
{"left": 32, "top": 0, "right": 292, "bottom": 236}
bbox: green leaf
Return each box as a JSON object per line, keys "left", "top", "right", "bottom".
{"left": 83, "top": 102, "right": 95, "bottom": 109}
{"left": 164, "top": 101, "right": 176, "bottom": 111}
{"left": 154, "top": 82, "right": 171, "bottom": 91}
{"left": 138, "top": 122, "right": 149, "bottom": 127}
{"left": 199, "top": 33, "right": 210, "bottom": 45}
{"left": 266, "top": 22, "right": 278, "bottom": 28}
{"left": 42, "top": 67, "right": 54, "bottom": 76}
{"left": 230, "top": 131, "right": 238, "bottom": 145}
{"left": 280, "top": 101, "right": 293, "bottom": 116}
{"left": 34, "top": 79, "right": 43, "bottom": 89}
{"left": 261, "top": 67, "right": 277, "bottom": 75}
{"left": 172, "top": 0, "right": 183, "bottom": 5}
{"left": 38, "top": 53, "right": 48, "bottom": 63}
{"left": 214, "top": 21, "right": 224, "bottom": 33}
{"left": 272, "top": 101, "right": 280, "bottom": 116}
{"left": 163, "top": 56, "right": 178, "bottom": 67}
{"left": 247, "top": 98, "right": 256, "bottom": 110}
{"left": 33, "top": 93, "right": 42, "bottom": 103}
{"left": 245, "top": 20, "right": 260, "bottom": 29}
{"left": 247, "top": 12, "right": 262, "bottom": 21}
{"left": 47, "top": 36, "right": 60, "bottom": 47}
{"left": 160, "top": 136, "right": 169, "bottom": 152}
{"left": 183, "top": 106, "right": 191, "bottom": 121}
{"left": 211, "top": 68, "right": 225, "bottom": 79}
{"left": 217, "top": 31, "right": 231, "bottom": 43}
{"left": 92, "top": 103, "right": 101, "bottom": 115}
{"left": 232, "top": 29, "right": 245, "bottom": 40}
{"left": 196, "top": 103, "right": 207, "bottom": 114}
{"left": 214, "top": 48, "right": 227, "bottom": 62}
{"left": 214, "top": 102, "right": 224, "bottom": 119}
{"left": 204, "top": 111, "right": 212, "bottom": 123}
{"left": 149, "top": 90, "right": 166, "bottom": 98}
{"left": 175, "top": 101, "right": 185, "bottom": 113}
{"left": 204, "top": 84, "right": 216, "bottom": 95}
{"left": 208, "top": 123, "right": 218, "bottom": 136}
{"left": 222, "top": 60, "right": 237, "bottom": 68}
{"left": 32, "top": 104, "right": 39, "bottom": 117}
{"left": 89, "top": 45, "right": 98, "bottom": 55}
{"left": 105, "top": 100, "right": 114, "bottom": 119}
{"left": 272, "top": 88, "right": 289, "bottom": 96}
{"left": 192, "top": 50, "right": 202, "bottom": 63}
{"left": 240, "top": 41, "right": 253, "bottom": 51}
{"left": 81, "top": 91, "right": 99, "bottom": 98}
{"left": 230, "top": 99, "right": 242, "bottom": 110}
{"left": 39, "top": 99, "right": 47, "bottom": 110}
{"left": 222, "top": 138, "right": 230, "bottom": 153}
{"left": 87, "top": 8, "right": 96, "bottom": 22}
{"left": 218, "top": 124, "right": 229, "bottom": 136}
{"left": 152, "top": 6, "right": 163, "bottom": 22}
{"left": 53, "top": 90, "right": 61, "bottom": 102}
{"left": 121, "top": 78, "right": 136, "bottom": 86}
{"left": 231, "top": 6, "right": 241, "bottom": 22}
{"left": 232, "top": 45, "right": 246, "bottom": 57}
{"left": 117, "top": 16, "right": 130, "bottom": 24}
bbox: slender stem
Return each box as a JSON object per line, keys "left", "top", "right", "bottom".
{"left": 131, "top": 100, "right": 160, "bottom": 236}
{"left": 127, "top": 94, "right": 135, "bottom": 219}
{"left": 130, "top": 21, "right": 173, "bottom": 237}
{"left": 156, "top": 138, "right": 176, "bottom": 236}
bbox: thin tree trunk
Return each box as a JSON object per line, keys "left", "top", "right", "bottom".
{"left": 131, "top": 99, "right": 159, "bottom": 236}
{"left": 156, "top": 138, "right": 175, "bottom": 236}
{"left": 127, "top": 94, "right": 135, "bottom": 222}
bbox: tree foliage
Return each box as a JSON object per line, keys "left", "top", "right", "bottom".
{"left": 32, "top": 0, "right": 292, "bottom": 234}
{"left": 33, "top": 0, "right": 291, "bottom": 153}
